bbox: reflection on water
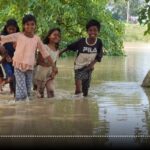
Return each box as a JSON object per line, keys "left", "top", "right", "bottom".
{"left": 0, "top": 44, "right": 150, "bottom": 146}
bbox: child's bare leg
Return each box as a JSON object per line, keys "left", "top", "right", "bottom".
{"left": 33, "top": 84, "right": 37, "bottom": 91}
{"left": 75, "top": 80, "right": 82, "bottom": 95}
{"left": 0, "top": 79, "right": 6, "bottom": 92}
{"left": 6, "top": 77, "right": 11, "bottom": 83}
{"left": 82, "top": 70, "right": 92, "bottom": 97}
{"left": 46, "top": 79, "right": 55, "bottom": 98}
{"left": 2, "top": 77, "right": 11, "bottom": 85}
{"left": 6, "top": 77, "right": 15, "bottom": 94}
{"left": 36, "top": 80, "right": 45, "bottom": 98}
{"left": 0, "top": 78, "right": 3, "bottom": 91}
{"left": 32, "top": 66, "right": 37, "bottom": 91}
{"left": 9, "top": 81, "right": 14, "bottom": 94}
{"left": 82, "top": 79, "right": 89, "bottom": 97}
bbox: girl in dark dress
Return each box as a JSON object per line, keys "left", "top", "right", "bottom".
{"left": 0, "top": 19, "right": 20, "bottom": 94}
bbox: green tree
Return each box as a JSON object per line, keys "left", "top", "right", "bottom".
{"left": 0, "top": 0, "right": 125, "bottom": 56}
{"left": 108, "top": 0, "right": 144, "bottom": 21}
{"left": 139, "top": 0, "right": 150, "bottom": 35}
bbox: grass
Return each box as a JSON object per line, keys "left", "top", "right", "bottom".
{"left": 124, "top": 23, "right": 150, "bottom": 42}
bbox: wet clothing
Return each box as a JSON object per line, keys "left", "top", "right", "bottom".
{"left": 67, "top": 38, "right": 103, "bottom": 70}
{"left": 14, "top": 69, "right": 32, "bottom": 100}
{"left": 0, "top": 33, "right": 15, "bottom": 73}
{"left": 67, "top": 38, "right": 103, "bottom": 96}
{"left": 2, "top": 62, "right": 14, "bottom": 78}
{"left": 0, "top": 32, "right": 51, "bottom": 100}
{"left": 0, "top": 32, "right": 50, "bottom": 72}
{"left": 0, "top": 42, "right": 15, "bottom": 93}
{"left": 2, "top": 42, "right": 15, "bottom": 78}
{"left": 0, "top": 43, "right": 14, "bottom": 78}
{"left": 75, "top": 67, "right": 93, "bottom": 96}
{"left": 35, "top": 45, "right": 59, "bottom": 98}
{"left": 75, "top": 66, "right": 93, "bottom": 80}
{"left": 35, "top": 45, "right": 59, "bottom": 82}
{"left": 3, "top": 42, "right": 15, "bottom": 58}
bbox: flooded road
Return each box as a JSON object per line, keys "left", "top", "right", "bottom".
{"left": 0, "top": 43, "right": 150, "bottom": 147}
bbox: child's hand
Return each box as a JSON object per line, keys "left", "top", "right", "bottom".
{"left": 48, "top": 69, "right": 57, "bottom": 80}
{"left": 0, "top": 45, "right": 6, "bottom": 55}
{"left": 13, "top": 42, "right": 17, "bottom": 49}
{"left": 52, "top": 66, "right": 58, "bottom": 75}
{"left": 86, "top": 64, "right": 94, "bottom": 71}
{"left": 49, "top": 72, "right": 56, "bottom": 80}
{"left": 59, "top": 48, "right": 68, "bottom": 57}
{"left": 48, "top": 66, "right": 58, "bottom": 80}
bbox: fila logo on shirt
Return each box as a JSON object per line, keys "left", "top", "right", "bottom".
{"left": 83, "top": 47, "right": 97, "bottom": 53}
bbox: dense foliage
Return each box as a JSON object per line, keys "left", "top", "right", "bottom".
{"left": 108, "top": 0, "right": 144, "bottom": 21}
{"left": 0, "top": 0, "right": 125, "bottom": 56}
{"left": 139, "top": 0, "right": 150, "bottom": 35}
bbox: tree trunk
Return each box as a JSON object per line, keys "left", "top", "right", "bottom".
{"left": 126, "top": 0, "right": 130, "bottom": 23}
{"left": 142, "top": 70, "right": 150, "bottom": 87}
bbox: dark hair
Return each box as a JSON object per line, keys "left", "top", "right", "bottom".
{"left": 1, "top": 19, "right": 20, "bottom": 35}
{"left": 22, "top": 14, "right": 36, "bottom": 25}
{"left": 43, "top": 28, "right": 61, "bottom": 49}
{"left": 86, "top": 19, "right": 101, "bottom": 31}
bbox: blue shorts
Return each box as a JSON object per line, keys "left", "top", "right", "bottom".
{"left": 2, "top": 63, "right": 14, "bottom": 78}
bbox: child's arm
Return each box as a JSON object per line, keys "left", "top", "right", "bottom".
{"left": 59, "top": 48, "right": 69, "bottom": 57}
{"left": 59, "top": 39, "right": 81, "bottom": 57}
{"left": 0, "top": 45, "right": 6, "bottom": 56}
{"left": 0, "top": 33, "right": 19, "bottom": 45}
{"left": 0, "top": 45, "right": 12, "bottom": 63}
{"left": 49, "top": 63, "right": 58, "bottom": 80}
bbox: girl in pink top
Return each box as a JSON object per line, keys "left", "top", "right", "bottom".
{"left": 0, "top": 14, "right": 56, "bottom": 101}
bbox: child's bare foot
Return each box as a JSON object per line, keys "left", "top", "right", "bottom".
{"left": 36, "top": 91, "right": 44, "bottom": 98}
{"left": 47, "top": 91, "right": 54, "bottom": 98}
{"left": 72, "top": 93, "right": 83, "bottom": 99}
{"left": 33, "top": 84, "right": 37, "bottom": 91}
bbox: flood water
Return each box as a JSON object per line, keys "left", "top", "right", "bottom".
{"left": 0, "top": 43, "right": 150, "bottom": 147}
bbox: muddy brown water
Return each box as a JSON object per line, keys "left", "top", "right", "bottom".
{"left": 0, "top": 43, "right": 150, "bottom": 147}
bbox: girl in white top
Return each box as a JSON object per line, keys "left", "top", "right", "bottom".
{"left": 35, "top": 28, "right": 61, "bottom": 98}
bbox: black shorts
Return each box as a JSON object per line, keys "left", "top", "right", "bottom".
{"left": 75, "top": 67, "right": 93, "bottom": 95}
{"left": 75, "top": 67, "right": 93, "bottom": 81}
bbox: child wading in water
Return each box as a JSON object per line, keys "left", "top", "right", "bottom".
{"left": 0, "top": 14, "right": 57, "bottom": 101}
{"left": 60, "top": 19, "right": 103, "bottom": 97}
{"left": 34, "top": 28, "right": 60, "bottom": 98}
{"left": 0, "top": 19, "right": 20, "bottom": 94}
